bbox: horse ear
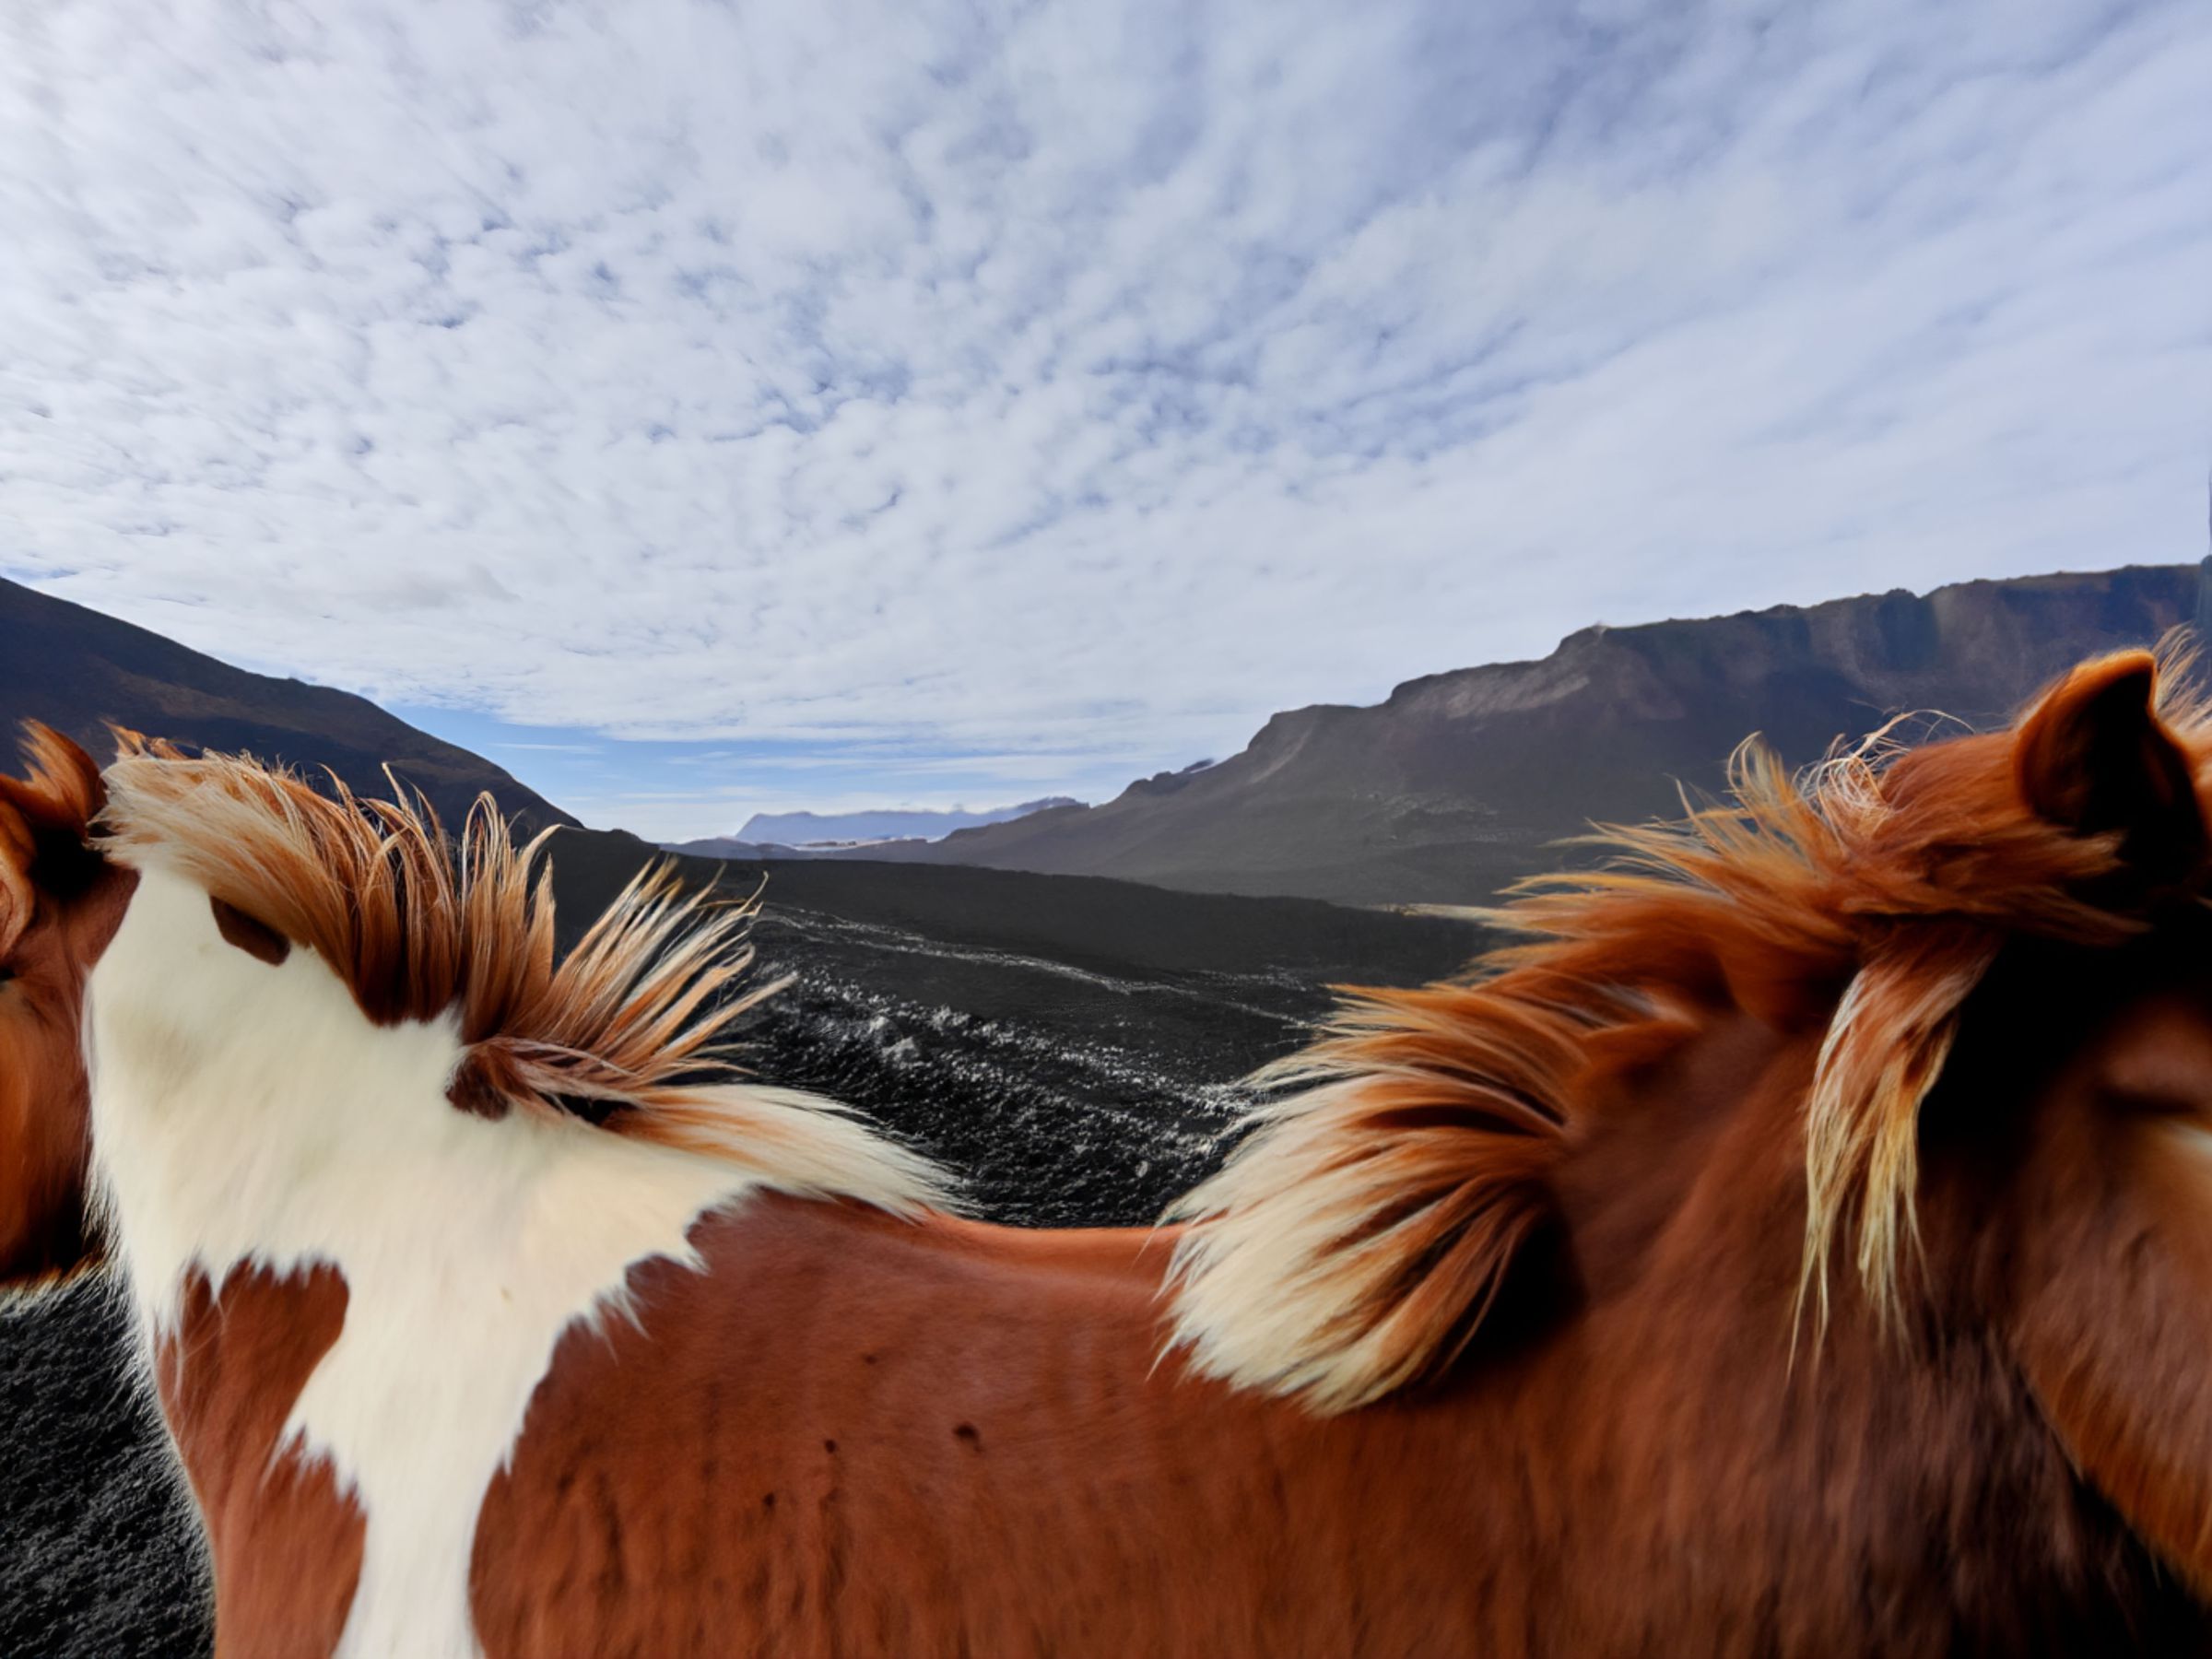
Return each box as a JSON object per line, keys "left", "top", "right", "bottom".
{"left": 0, "top": 724, "right": 109, "bottom": 958}
{"left": 3, "top": 723, "right": 105, "bottom": 832}
{"left": 2012, "top": 652, "right": 2206, "bottom": 877}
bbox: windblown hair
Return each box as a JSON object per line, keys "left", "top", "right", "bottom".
{"left": 0, "top": 723, "right": 107, "bottom": 959}
{"left": 1170, "top": 648, "right": 2212, "bottom": 1413}
{"left": 96, "top": 736, "right": 947, "bottom": 1211}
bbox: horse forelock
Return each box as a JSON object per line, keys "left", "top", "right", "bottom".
{"left": 91, "top": 739, "right": 947, "bottom": 1211}
{"left": 2, "top": 722, "right": 106, "bottom": 836}
{"left": 1171, "top": 644, "right": 2212, "bottom": 1410}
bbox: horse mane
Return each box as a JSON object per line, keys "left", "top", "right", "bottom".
{"left": 1169, "top": 648, "right": 2212, "bottom": 1413}
{"left": 0, "top": 723, "right": 107, "bottom": 957}
{"left": 95, "top": 735, "right": 948, "bottom": 1213}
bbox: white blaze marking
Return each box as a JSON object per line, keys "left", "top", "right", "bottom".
{"left": 88, "top": 865, "right": 759, "bottom": 1659}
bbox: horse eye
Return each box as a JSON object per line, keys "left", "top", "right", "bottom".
{"left": 0, "top": 966, "right": 16, "bottom": 986}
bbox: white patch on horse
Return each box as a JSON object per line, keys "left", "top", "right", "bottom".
{"left": 88, "top": 865, "right": 762, "bottom": 1659}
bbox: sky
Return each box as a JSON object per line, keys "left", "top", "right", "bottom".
{"left": 2, "top": 0, "right": 2207, "bottom": 841}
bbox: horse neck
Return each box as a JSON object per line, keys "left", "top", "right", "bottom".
{"left": 85, "top": 865, "right": 774, "bottom": 1655}
{"left": 85, "top": 865, "right": 741, "bottom": 1320}
{"left": 1516, "top": 1004, "right": 2185, "bottom": 1651}
{"left": 0, "top": 856, "right": 128, "bottom": 1284}
{"left": 0, "top": 983, "right": 92, "bottom": 1278}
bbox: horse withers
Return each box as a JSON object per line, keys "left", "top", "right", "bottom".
{"left": 10, "top": 652, "right": 2212, "bottom": 1654}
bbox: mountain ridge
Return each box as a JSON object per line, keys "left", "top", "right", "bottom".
{"left": 701, "top": 795, "right": 1083, "bottom": 851}
{"left": 844, "top": 562, "right": 2210, "bottom": 905}
{"left": 10, "top": 561, "right": 2205, "bottom": 911}
{"left": 0, "top": 576, "right": 574, "bottom": 830}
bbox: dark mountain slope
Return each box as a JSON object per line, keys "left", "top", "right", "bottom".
{"left": 868, "top": 564, "right": 2206, "bottom": 905}
{"left": 0, "top": 576, "right": 572, "bottom": 829}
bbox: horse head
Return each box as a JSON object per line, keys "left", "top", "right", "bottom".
{"left": 1945, "top": 651, "right": 2212, "bottom": 1593}
{"left": 0, "top": 724, "right": 132, "bottom": 1288}
{"left": 1173, "top": 645, "right": 2212, "bottom": 1602}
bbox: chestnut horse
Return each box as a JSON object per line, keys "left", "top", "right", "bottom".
{"left": 14, "top": 650, "right": 2212, "bottom": 1656}
{"left": 0, "top": 723, "right": 117, "bottom": 1287}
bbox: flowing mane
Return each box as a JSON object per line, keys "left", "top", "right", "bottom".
{"left": 94, "top": 735, "right": 947, "bottom": 1211}
{"left": 1170, "top": 647, "right": 2212, "bottom": 1412}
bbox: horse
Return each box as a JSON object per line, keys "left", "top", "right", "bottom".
{"left": 11, "top": 647, "right": 2212, "bottom": 1656}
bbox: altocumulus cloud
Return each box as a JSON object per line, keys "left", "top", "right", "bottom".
{"left": 1, "top": 0, "right": 2207, "bottom": 836}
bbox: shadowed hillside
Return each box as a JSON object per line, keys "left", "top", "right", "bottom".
{"left": 0, "top": 578, "right": 572, "bottom": 830}
{"left": 860, "top": 564, "right": 2208, "bottom": 904}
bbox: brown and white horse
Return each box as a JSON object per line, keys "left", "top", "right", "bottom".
{"left": 15, "top": 650, "right": 2212, "bottom": 1655}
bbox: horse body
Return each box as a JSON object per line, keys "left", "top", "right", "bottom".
{"left": 474, "top": 1198, "right": 1496, "bottom": 1659}
{"left": 13, "top": 651, "right": 2212, "bottom": 1653}
{"left": 462, "top": 1159, "right": 2204, "bottom": 1659}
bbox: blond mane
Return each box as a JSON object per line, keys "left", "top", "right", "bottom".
{"left": 1169, "top": 649, "right": 2212, "bottom": 1413}
{"left": 96, "top": 737, "right": 948, "bottom": 1213}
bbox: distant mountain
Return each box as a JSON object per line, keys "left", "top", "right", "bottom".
{"left": 856, "top": 563, "right": 2209, "bottom": 906}
{"left": 655, "top": 835, "right": 790, "bottom": 862}
{"left": 0, "top": 577, "right": 574, "bottom": 830}
{"left": 709, "top": 796, "right": 1082, "bottom": 851}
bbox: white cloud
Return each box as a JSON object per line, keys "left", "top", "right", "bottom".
{"left": 2, "top": 0, "right": 2207, "bottom": 836}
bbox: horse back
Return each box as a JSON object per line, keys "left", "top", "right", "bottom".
{"left": 468, "top": 1193, "right": 1496, "bottom": 1659}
